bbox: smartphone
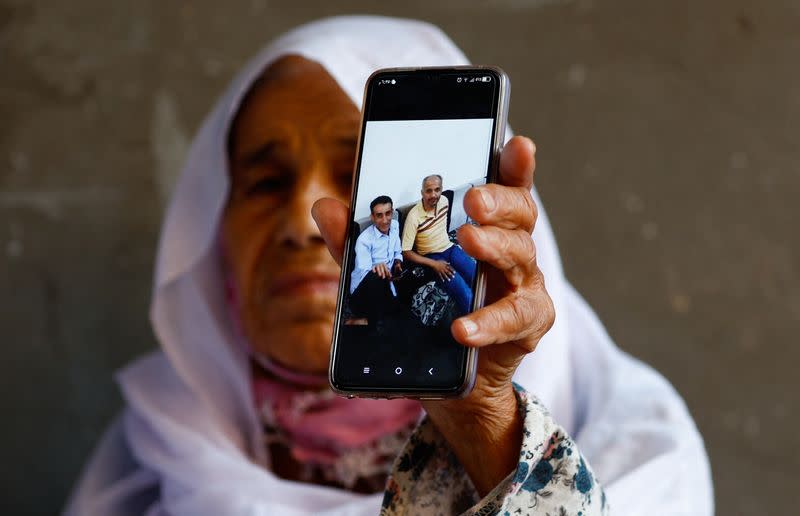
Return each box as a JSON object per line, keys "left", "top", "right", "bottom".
{"left": 329, "top": 66, "right": 510, "bottom": 399}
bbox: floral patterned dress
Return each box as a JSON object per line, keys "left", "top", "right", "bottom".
{"left": 381, "top": 384, "right": 609, "bottom": 515}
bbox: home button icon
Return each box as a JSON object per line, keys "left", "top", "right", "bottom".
{"left": 394, "top": 367, "right": 403, "bottom": 375}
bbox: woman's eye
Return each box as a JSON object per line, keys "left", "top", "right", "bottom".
{"left": 337, "top": 168, "right": 354, "bottom": 185}
{"left": 247, "top": 175, "right": 291, "bottom": 196}
{"left": 333, "top": 173, "right": 353, "bottom": 195}
{"left": 332, "top": 158, "right": 355, "bottom": 186}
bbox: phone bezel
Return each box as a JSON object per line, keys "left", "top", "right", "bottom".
{"left": 328, "top": 66, "right": 510, "bottom": 399}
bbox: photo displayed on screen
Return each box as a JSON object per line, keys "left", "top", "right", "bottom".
{"left": 338, "top": 117, "right": 494, "bottom": 386}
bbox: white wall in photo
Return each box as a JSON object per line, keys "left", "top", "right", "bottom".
{"left": 354, "top": 118, "right": 493, "bottom": 219}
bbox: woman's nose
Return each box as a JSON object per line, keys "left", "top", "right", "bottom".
{"left": 276, "top": 169, "right": 333, "bottom": 249}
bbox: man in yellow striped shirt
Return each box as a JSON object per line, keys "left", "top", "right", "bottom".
{"left": 401, "top": 175, "right": 476, "bottom": 314}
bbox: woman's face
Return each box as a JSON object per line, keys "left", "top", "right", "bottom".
{"left": 222, "top": 55, "right": 359, "bottom": 373}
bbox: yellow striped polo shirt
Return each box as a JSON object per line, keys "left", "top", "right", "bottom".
{"left": 401, "top": 196, "right": 451, "bottom": 255}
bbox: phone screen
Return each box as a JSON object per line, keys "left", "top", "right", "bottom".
{"left": 331, "top": 68, "right": 504, "bottom": 396}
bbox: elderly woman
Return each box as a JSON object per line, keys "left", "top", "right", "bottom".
{"left": 66, "top": 16, "right": 713, "bottom": 516}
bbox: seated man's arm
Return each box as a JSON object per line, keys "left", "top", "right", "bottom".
{"left": 400, "top": 213, "right": 453, "bottom": 279}
{"left": 401, "top": 249, "right": 436, "bottom": 268}
{"left": 392, "top": 221, "right": 402, "bottom": 260}
{"left": 402, "top": 250, "right": 454, "bottom": 282}
{"left": 351, "top": 233, "right": 372, "bottom": 280}
{"left": 391, "top": 220, "right": 403, "bottom": 273}
{"left": 400, "top": 212, "right": 419, "bottom": 259}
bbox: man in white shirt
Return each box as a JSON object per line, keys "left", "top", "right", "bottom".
{"left": 349, "top": 195, "right": 403, "bottom": 323}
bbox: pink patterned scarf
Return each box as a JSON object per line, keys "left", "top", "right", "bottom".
{"left": 224, "top": 265, "right": 423, "bottom": 487}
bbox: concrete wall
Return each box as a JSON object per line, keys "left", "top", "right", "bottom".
{"left": 1, "top": 1, "right": 797, "bottom": 514}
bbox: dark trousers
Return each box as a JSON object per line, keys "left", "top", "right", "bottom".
{"left": 350, "top": 272, "right": 398, "bottom": 321}
{"left": 424, "top": 245, "right": 476, "bottom": 314}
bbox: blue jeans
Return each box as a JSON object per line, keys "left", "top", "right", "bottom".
{"left": 424, "top": 245, "right": 476, "bottom": 315}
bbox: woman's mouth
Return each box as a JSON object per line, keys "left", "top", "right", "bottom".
{"left": 268, "top": 272, "right": 341, "bottom": 298}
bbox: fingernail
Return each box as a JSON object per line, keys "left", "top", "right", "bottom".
{"left": 479, "top": 189, "right": 496, "bottom": 212}
{"left": 462, "top": 319, "right": 478, "bottom": 336}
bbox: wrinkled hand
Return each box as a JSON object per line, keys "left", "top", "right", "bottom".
{"left": 371, "top": 262, "right": 392, "bottom": 279}
{"left": 312, "top": 136, "right": 554, "bottom": 496}
{"left": 430, "top": 259, "right": 455, "bottom": 281}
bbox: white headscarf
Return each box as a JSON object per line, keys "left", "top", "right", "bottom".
{"left": 65, "top": 15, "right": 713, "bottom": 516}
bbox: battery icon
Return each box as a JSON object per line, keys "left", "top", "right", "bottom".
{"left": 481, "top": 76, "right": 491, "bottom": 82}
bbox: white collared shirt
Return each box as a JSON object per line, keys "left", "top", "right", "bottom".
{"left": 350, "top": 219, "right": 403, "bottom": 295}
